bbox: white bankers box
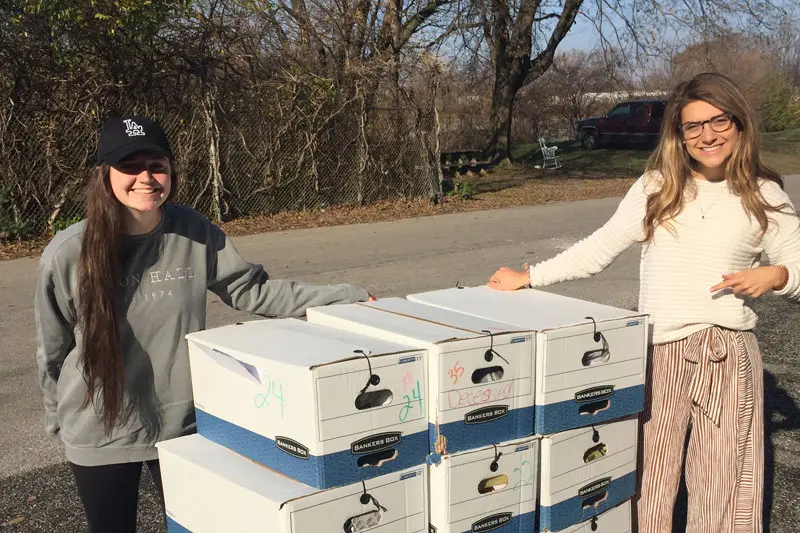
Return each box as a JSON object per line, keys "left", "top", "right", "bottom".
{"left": 407, "top": 287, "right": 648, "bottom": 435}
{"left": 554, "top": 500, "right": 632, "bottom": 533}
{"left": 157, "top": 434, "right": 428, "bottom": 533}
{"left": 185, "top": 318, "right": 428, "bottom": 489}
{"left": 428, "top": 436, "right": 539, "bottom": 533}
{"left": 307, "top": 298, "right": 534, "bottom": 456}
{"left": 539, "top": 417, "right": 638, "bottom": 532}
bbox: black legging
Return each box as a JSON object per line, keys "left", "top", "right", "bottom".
{"left": 69, "top": 460, "right": 165, "bottom": 533}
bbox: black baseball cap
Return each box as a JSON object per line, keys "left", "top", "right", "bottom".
{"left": 96, "top": 115, "right": 173, "bottom": 166}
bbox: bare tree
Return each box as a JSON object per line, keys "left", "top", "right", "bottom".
{"left": 547, "top": 49, "right": 631, "bottom": 136}
{"left": 475, "top": 0, "right": 582, "bottom": 160}
{"left": 449, "top": 0, "right": 790, "bottom": 160}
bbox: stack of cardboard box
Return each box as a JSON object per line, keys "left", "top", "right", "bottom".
{"left": 156, "top": 285, "right": 648, "bottom": 532}
{"left": 307, "top": 298, "right": 540, "bottom": 532}
{"left": 157, "top": 319, "right": 431, "bottom": 532}
{"left": 406, "top": 286, "right": 648, "bottom": 533}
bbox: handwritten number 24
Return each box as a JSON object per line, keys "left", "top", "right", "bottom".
{"left": 399, "top": 381, "right": 423, "bottom": 422}
{"left": 254, "top": 376, "right": 285, "bottom": 418}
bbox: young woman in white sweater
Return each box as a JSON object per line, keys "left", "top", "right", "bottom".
{"left": 488, "top": 72, "right": 800, "bottom": 532}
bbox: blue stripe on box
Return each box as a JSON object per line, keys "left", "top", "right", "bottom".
{"left": 458, "top": 510, "right": 535, "bottom": 533}
{"left": 538, "top": 471, "right": 636, "bottom": 532}
{"left": 167, "top": 517, "right": 191, "bottom": 532}
{"left": 428, "top": 405, "right": 534, "bottom": 455}
{"left": 196, "top": 408, "right": 428, "bottom": 489}
{"left": 534, "top": 384, "right": 644, "bottom": 436}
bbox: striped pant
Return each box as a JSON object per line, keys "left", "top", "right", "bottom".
{"left": 634, "top": 327, "right": 764, "bottom": 533}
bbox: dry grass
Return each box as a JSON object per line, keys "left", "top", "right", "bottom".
{"left": 219, "top": 175, "right": 634, "bottom": 238}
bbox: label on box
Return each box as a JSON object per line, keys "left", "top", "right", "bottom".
{"left": 275, "top": 437, "right": 310, "bottom": 459}
{"left": 463, "top": 405, "right": 508, "bottom": 424}
{"left": 350, "top": 432, "right": 402, "bottom": 454}
{"left": 401, "top": 470, "right": 421, "bottom": 481}
{"left": 574, "top": 385, "right": 614, "bottom": 403}
{"left": 471, "top": 512, "right": 512, "bottom": 532}
{"left": 578, "top": 477, "right": 612, "bottom": 498}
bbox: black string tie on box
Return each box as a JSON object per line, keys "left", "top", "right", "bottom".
{"left": 481, "top": 330, "right": 510, "bottom": 365}
{"left": 354, "top": 349, "right": 379, "bottom": 394}
{"left": 360, "top": 480, "right": 388, "bottom": 512}
{"left": 490, "top": 443, "right": 503, "bottom": 472}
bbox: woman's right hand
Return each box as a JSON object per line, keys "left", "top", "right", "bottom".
{"left": 488, "top": 266, "right": 531, "bottom": 291}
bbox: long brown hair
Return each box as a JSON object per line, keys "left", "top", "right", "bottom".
{"left": 643, "top": 72, "right": 786, "bottom": 242}
{"left": 77, "top": 160, "right": 178, "bottom": 436}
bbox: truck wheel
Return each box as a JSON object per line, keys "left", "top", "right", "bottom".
{"left": 582, "top": 131, "right": 599, "bottom": 150}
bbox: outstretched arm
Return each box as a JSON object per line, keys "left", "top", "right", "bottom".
{"left": 207, "top": 224, "right": 370, "bottom": 317}
{"left": 489, "top": 174, "right": 650, "bottom": 290}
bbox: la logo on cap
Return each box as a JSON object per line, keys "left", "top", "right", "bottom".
{"left": 123, "top": 119, "right": 145, "bottom": 137}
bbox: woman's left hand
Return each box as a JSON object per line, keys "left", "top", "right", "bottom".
{"left": 710, "top": 266, "right": 785, "bottom": 298}
{"left": 488, "top": 266, "right": 531, "bottom": 291}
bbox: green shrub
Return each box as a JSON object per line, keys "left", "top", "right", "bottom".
{"left": 761, "top": 73, "right": 800, "bottom": 133}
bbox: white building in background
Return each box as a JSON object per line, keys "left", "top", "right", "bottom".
{"left": 548, "top": 90, "right": 668, "bottom": 106}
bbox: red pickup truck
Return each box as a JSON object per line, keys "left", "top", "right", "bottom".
{"left": 576, "top": 99, "right": 666, "bottom": 149}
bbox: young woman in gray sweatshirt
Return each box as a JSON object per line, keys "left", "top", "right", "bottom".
{"left": 34, "top": 115, "right": 372, "bottom": 532}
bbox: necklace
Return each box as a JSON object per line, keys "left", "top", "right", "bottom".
{"left": 698, "top": 184, "right": 726, "bottom": 219}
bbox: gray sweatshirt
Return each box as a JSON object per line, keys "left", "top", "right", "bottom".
{"left": 35, "top": 204, "right": 369, "bottom": 466}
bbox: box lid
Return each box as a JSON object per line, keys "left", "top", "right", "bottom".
{"left": 443, "top": 435, "right": 540, "bottom": 462}
{"left": 185, "top": 318, "right": 420, "bottom": 368}
{"left": 362, "top": 298, "right": 528, "bottom": 336}
{"left": 408, "top": 286, "right": 645, "bottom": 330}
{"left": 156, "top": 434, "right": 317, "bottom": 507}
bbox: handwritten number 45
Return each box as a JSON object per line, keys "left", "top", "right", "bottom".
{"left": 399, "top": 381, "right": 423, "bottom": 422}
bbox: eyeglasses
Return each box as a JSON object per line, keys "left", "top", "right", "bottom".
{"left": 679, "top": 112, "right": 735, "bottom": 140}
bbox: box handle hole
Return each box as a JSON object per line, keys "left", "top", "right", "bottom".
{"left": 343, "top": 510, "right": 383, "bottom": 532}
{"left": 582, "top": 491, "right": 608, "bottom": 510}
{"left": 579, "top": 400, "right": 610, "bottom": 416}
{"left": 583, "top": 443, "right": 608, "bottom": 464}
{"left": 472, "top": 366, "right": 504, "bottom": 384}
{"left": 477, "top": 474, "right": 509, "bottom": 494}
{"left": 582, "top": 348, "right": 610, "bottom": 366}
{"left": 354, "top": 389, "right": 393, "bottom": 410}
{"left": 357, "top": 449, "right": 398, "bottom": 468}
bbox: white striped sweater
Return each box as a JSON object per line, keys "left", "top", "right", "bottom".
{"left": 529, "top": 173, "right": 800, "bottom": 344}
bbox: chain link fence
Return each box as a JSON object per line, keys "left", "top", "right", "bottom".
{"left": 0, "top": 92, "right": 441, "bottom": 240}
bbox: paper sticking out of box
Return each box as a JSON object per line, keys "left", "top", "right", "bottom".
{"left": 552, "top": 499, "right": 632, "bottom": 533}
{"left": 538, "top": 416, "right": 638, "bottom": 532}
{"left": 306, "top": 298, "right": 535, "bottom": 457}
{"left": 185, "top": 318, "right": 429, "bottom": 489}
{"left": 406, "top": 286, "right": 648, "bottom": 435}
{"left": 427, "top": 436, "right": 539, "bottom": 533}
{"left": 157, "top": 434, "right": 428, "bottom": 533}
